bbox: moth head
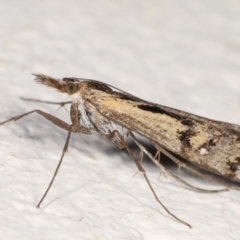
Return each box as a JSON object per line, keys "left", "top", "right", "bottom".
{"left": 65, "top": 82, "right": 78, "bottom": 95}
{"left": 62, "top": 78, "right": 81, "bottom": 96}
{"left": 34, "top": 74, "right": 80, "bottom": 96}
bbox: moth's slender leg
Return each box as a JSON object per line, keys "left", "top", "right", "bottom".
{"left": 114, "top": 131, "right": 191, "bottom": 228}
{"left": 151, "top": 151, "right": 226, "bottom": 193}
{"left": 37, "top": 125, "right": 73, "bottom": 208}
{"left": 0, "top": 110, "right": 94, "bottom": 207}
{"left": 166, "top": 170, "right": 227, "bottom": 193}
{"left": 154, "top": 150, "right": 161, "bottom": 163}
{"left": 150, "top": 140, "right": 240, "bottom": 191}
{"left": 20, "top": 97, "right": 71, "bottom": 106}
{"left": 137, "top": 150, "right": 144, "bottom": 163}
{"left": 0, "top": 110, "right": 93, "bottom": 134}
{"left": 90, "top": 123, "right": 191, "bottom": 228}
{"left": 130, "top": 132, "right": 227, "bottom": 193}
{"left": 20, "top": 97, "right": 72, "bottom": 113}
{"left": 153, "top": 151, "right": 165, "bottom": 179}
{"left": 131, "top": 136, "right": 168, "bottom": 178}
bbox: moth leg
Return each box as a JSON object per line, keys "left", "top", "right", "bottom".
{"left": 150, "top": 141, "right": 239, "bottom": 191}
{"left": 130, "top": 134, "right": 167, "bottom": 179}
{"left": 20, "top": 97, "right": 72, "bottom": 113}
{"left": 87, "top": 121, "right": 193, "bottom": 227}
{"left": 90, "top": 124, "right": 191, "bottom": 228}
{"left": 0, "top": 109, "right": 93, "bottom": 134}
{"left": 37, "top": 125, "right": 73, "bottom": 207}
{"left": 20, "top": 97, "right": 71, "bottom": 107}
{"left": 166, "top": 169, "right": 227, "bottom": 193}
{"left": 117, "top": 130, "right": 191, "bottom": 228}
{"left": 130, "top": 132, "right": 227, "bottom": 193}
{"left": 0, "top": 110, "right": 95, "bottom": 207}
{"left": 137, "top": 149, "right": 144, "bottom": 163}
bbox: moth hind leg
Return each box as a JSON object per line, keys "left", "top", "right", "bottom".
{"left": 151, "top": 140, "right": 239, "bottom": 192}
{"left": 129, "top": 132, "right": 228, "bottom": 193}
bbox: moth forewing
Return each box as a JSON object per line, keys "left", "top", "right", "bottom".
{"left": 81, "top": 82, "right": 240, "bottom": 183}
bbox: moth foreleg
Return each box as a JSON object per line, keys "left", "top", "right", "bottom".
{"left": 0, "top": 109, "right": 93, "bottom": 134}
{"left": 0, "top": 110, "right": 95, "bottom": 207}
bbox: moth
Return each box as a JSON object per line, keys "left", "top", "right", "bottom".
{"left": 1, "top": 74, "right": 240, "bottom": 228}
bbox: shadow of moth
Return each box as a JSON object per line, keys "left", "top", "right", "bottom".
{"left": 1, "top": 74, "right": 240, "bottom": 228}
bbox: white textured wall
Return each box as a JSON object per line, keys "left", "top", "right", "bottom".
{"left": 0, "top": 1, "right": 240, "bottom": 239}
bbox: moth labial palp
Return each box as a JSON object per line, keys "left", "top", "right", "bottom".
{"left": 1, "top": 74, "right": 240, "bottom": 229}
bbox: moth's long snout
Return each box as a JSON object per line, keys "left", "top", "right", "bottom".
{"left": 33, "top": 74, "right": 67, "bottom": 93}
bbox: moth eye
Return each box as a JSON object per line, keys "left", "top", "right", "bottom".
{"left": 66, "top": 83, "right": 78, "bottom": 95}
